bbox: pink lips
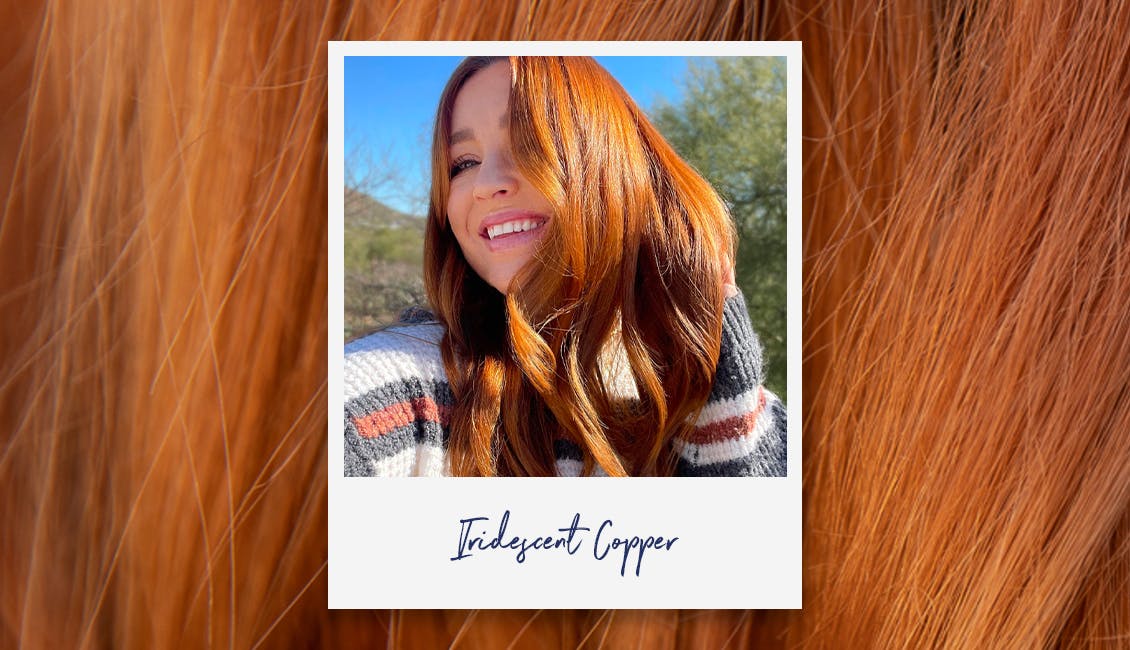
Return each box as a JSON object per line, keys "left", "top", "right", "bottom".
{"left": 477, "top": 209, "right": 550, "bottom": 252}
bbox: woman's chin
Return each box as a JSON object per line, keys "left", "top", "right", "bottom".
{"left": 483, "top": 261, "right": 533, "bottom": 295}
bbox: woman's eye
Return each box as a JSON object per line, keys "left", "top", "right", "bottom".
{"left": 449, "top": 157, "right": 478, "bottom": 178}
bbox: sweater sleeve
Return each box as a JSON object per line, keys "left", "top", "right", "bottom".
{"left": 674, "top": 290, "right": 788, "bottom": 477}
{"left": 343, "top": 322, "right": 452, "bottom": 477}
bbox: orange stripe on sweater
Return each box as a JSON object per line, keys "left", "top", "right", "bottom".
{"left": 354, "top": 397, "right": 450, "bottom": 439}
{"left": 684, "top": 387, "right": 766, "bottom": 445}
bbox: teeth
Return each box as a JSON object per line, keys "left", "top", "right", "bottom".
{"left": 487, "top": 219, "right": 543, "bottom": 240}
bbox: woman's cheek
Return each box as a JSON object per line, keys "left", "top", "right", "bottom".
{"left": 446, "top": 186, "right": 471, "bottom": 235}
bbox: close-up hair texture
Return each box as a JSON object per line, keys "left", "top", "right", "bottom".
{"left": 1, "top": 0, "right": 1128, "bottom": 648}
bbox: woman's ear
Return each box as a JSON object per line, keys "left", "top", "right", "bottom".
{"left": 723, "top": 259, "right": 738, "bottom": 297}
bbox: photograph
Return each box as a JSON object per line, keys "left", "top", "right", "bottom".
{"left": 341, "top": 54, "right": 789, "bottom": 478}
{"left": 327, "top": 43, "right": 801, "bottom": 609}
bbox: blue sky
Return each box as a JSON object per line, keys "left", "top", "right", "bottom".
{"left": 344, "top": 56, "right": 695, "bottom": 215}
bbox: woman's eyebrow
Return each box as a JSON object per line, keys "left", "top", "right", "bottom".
{"left": 450, "top": 115, "right": 508, "bottom": 147}
{"left": 449, "top": 113, "right": 508, "bottom": 146}
{"left": 450, "top": 127, "right": 473, "bottom": 145}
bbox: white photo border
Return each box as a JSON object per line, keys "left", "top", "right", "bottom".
{"left": 328, "top": 41, "right": 802, "bottom": 609}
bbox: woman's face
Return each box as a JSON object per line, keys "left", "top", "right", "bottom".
{"left": 446, "top": 61, "right": 554, "bottom": 293}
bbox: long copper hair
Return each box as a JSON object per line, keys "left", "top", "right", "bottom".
{"left": 1, "top": 0, "right": 1127, "bottom": 647}
{"left": 424, "top": 56, "right": 734, "bottom": 476}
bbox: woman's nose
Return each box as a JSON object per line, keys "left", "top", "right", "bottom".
{"left": 472, "top": 152, "right": 519, "bottom": 199}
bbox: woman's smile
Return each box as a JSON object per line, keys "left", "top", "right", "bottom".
{"left": 478, "top": 209, "right": 550, "bottom": 250}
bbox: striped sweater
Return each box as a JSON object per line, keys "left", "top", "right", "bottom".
{"left": 344, "top": 292, "right": 786, "bottom": 477}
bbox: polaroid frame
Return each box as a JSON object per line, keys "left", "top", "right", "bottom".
{"left": 328, "top": 41, "right": 802, "bottom": 609}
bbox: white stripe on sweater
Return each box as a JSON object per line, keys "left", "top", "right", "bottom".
{"left": 367, "top": 442, "right": 451, "bottom": 477}
{"left": 554, "top": 459, "right": 611, "bottom": 477}
{"left": 692, "top": 387, "right": 763, "bottom": 427}
{"left": 344, "top": 324, "right": 446, "bottom": 402}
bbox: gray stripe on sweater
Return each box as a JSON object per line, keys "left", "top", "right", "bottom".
{"left": 710, "top": 293, "right": 765, "bottom": 402}
{"left": 344, "top": 377, "right": 454, "bottom": 422}
{"left": 345, "top": 418, "right": 448, "bottom": 477}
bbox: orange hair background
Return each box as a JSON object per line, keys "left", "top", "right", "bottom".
{"left": 2, "top": 0, "right": 1127, "bottom": 647}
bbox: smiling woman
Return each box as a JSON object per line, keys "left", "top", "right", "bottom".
{"left": 343, "top": 55, "right": 786, "bottom": 477}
